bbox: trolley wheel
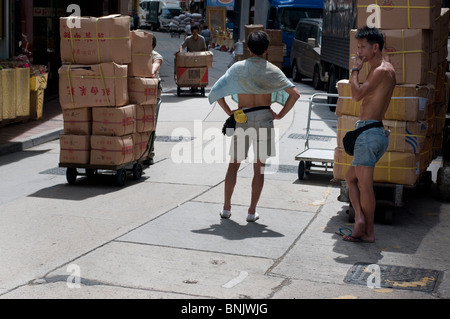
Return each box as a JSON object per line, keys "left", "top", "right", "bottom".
{"left": 298, "top": 161, "right": 305, "bottom": 180}
{"left": 86, "top": 168, "right": 96, "bottom": 178}
{"left": 133, "top": 163, "right": 143, "bottom": 180}
{"left": 201, "top": 87, "right": 205, "bottom": 97}
{"left": 115, "top": 168, "right": 127, "bottom": 187}
{"left": 305, "top": 161, "right": 312, "bottom": 175}
{"left": 66, "top": 168, "right": 78, "bottom": 185}
{"left": 177, "top": 86, "right": 181, "bottom": 96}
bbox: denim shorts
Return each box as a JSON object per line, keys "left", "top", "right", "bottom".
{"left": 352, "top": 120, "right": 389, "bottom": 167}
{"left": 230, "top": 108, "right": 275, "bottom": 162}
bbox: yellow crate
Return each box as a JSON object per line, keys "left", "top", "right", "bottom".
{"left": 30, "top": 89, "right": 45, "bottom": 120}
{"left": 15, "top": 68, "right": 30, "bottom": 117}
{"left": 1, "top": 69, "right": 17, "bottom": 120}
{"left": 30, "top": 73, "right": 48, "bottom": 91}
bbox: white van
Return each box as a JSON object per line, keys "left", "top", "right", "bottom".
{"left": 290, "top": 18, "right": 324, "bottom": 90}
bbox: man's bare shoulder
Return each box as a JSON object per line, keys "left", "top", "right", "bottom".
{"left": 375, "top": 61, "right": 396, "bottom": 78}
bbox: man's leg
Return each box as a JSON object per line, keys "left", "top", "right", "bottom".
{"left": 224, "top": 161, "right": 241, "bottom": 211}
{"left": 354, "top": 165, "right": 376, "bottom": 242}
{"left": 248, "top": 160, "right": 265, "bottom": 215}
{"left": 345, "top": 166, "right": 366, "bottom": 239}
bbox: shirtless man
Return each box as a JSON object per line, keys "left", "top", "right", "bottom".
{"left": 215, "top": 31, "right": 300, "bottom": 222}
{"left": 343, "top": 26, "right": 396, "bottom": 242}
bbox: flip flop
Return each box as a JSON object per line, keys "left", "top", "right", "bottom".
{"left": 335, "top": 227, "right": 352, "bottom": 237}
{"left": 342, "top": 234, "right": 375, "bottom": 243}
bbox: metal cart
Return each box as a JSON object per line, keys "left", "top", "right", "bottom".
{"left": 59, "top": 99, "right": 162, "bottom": 187}
{"left": 295, "top": 92, "right": 339, "bottom": 180}
{"left": 174, "top": 56, "right": 207, "bottom": 97}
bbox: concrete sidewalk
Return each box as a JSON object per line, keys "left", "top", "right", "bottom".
{"left": 0, "top": 31, "right": 449, "bottom": 301}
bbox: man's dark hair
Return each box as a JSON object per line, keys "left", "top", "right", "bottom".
{"left": 191, "top": 25, "right": 200, "bottom": 32}
{"left": 152, "top": 36, "right": 157, "bottom": 49}
{"left": 355, "top": 26, "right": 384, "bottom": 52}
{"left": 247, "top": 31, "right": 270, "bottom": 56}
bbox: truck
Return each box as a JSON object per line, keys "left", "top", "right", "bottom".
{"left": 254, "top": 0, "right": 323, "bottom": 72}
{"left": 319, "top": 0, "right": 357, "bottom": 106}
{"left": 139, "top": 0, "right": 182, "bottom": 31}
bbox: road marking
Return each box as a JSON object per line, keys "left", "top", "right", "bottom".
{"left": 222, "top": 271, "right": 248, "bottom": 289}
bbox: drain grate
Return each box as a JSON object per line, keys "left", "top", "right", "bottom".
{"left": 155, "top": 136, "right": 195, "bottom": 142}
{"left": 288, "top": 133, "right": 332, "bottom": 142}
{"left": 344, "top": 262, "right": 442, "bottom": 292}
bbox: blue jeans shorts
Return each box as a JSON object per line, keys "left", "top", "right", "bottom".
{"left": 352, "top": 120, "right": 389, "bottom": 167}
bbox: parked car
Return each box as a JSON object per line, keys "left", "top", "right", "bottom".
{"left": 290, "top": 18, "right": 325, "bottom": 90}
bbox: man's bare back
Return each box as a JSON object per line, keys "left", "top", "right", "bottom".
{"left": 358, "top": 60, "right": 396, "bottom": 121}
{"left": 238, "top": 93, "right": 272, "bottom": 108}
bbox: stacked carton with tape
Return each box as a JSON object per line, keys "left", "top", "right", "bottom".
{"left": 58, "top": 15, "right": 158, "bottom": 167}
{"left": 128, "top": 30, "right": 159, "bottom": 162}
{"left": 175, "top": 51, "right": 213, "bottom": 87}
{"left": 333, "top": 2, "right": 449, "bottom": 185}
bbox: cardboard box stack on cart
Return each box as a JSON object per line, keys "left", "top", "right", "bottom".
{"left": 175, "top": 51, "right": 213, "bottom": 88}
{"left": 333, "top": 1, "right": 449, "bottom": 185}
{"left": 242, "top": 25, "right": 284, "bottom": 68}
{"left": 58, "top": 15, "right": 159, "bottom": 168}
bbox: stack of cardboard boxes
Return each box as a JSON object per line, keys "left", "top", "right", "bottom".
{"left": 59, "top": 15, "right": 159, "bottom": 167}
{"left": 242, "top": 25, "right": 284, "bottom": 68}
{"left": 175, "top": 51, "right": 213, "bottom": 87}
{"left": 333, "top": 2, "right": 449, "bottom": 185}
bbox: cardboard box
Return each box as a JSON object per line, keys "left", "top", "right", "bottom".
{"left": 337, "top": 115, "right": 429, "bottom": 153}
{"left": 266, "top": 29, "right": 283, "bottom": 45}
{"left": 135, "top": 104, "right": 157, "bottom": 133}
{"left": 244, "top": 24, "right": 264, "bottom": 40}
{"left": 356, "top": 0, "right": 441, "bottom": 30}
{"left": 59, "top": 63, "right": 128, "bottom": 109}
{"left": 30, "top": 89, "right": 45, "bottom": 120}
{"left": 63, "top": 108, "right": 92, "bottom": 135}
{"left": 92, "top": 104, "right": 136, "bottom": 136}
{"left": 133, "top": 132, "right": 151, "bottom": 160}
{"left": 129, "top": 31, "right": 153, "bottom": 77}
{"left": 350, "top": 29, "right": 431, "bottom": 84}
{"left": 90, "top": 135, "right": 134, "bottom": 166}
{"left": 267, "top": 45, "right": 284, "bottom": 63}
{"left": 431, "top": 8, "right": 450, "bottom": 53}
{"left": 336, "top": 80, "right": 434, "bottom": 121}
{"left": 175, "top": 51, "right": 213, "bottom": 68}
{"left": 60, "top": 15, "right": 131, "bottom": 64}
{"left": 176, "top": 67, "right": 208, "bottom": 86}
{"left": 59, "top": 134, "right": 91, "bottom": 165}
{"left": 333, "top": 147, "right": 422, "bottom": 185}
{"left": 128, "top": 77, "right": 158, "bottom": 106}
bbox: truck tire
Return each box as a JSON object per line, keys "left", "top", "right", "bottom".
{"left": 291, "top": 60, "right": 302, "bottom": 82}
{"left": 313, "top": 66, "right": 324, "bottom": 90}
{"left": 327, "top": 68, "right": 338, "bottom": 111}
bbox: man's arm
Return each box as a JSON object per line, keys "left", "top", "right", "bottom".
{"left": 217, "top": 97, "right": 235, "bottom": 116}
{"left": 273, "top": 86, "right": 300, "bottom": 120}
{"left": 351, "top": 67, "right": 385, "bottom": 102}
